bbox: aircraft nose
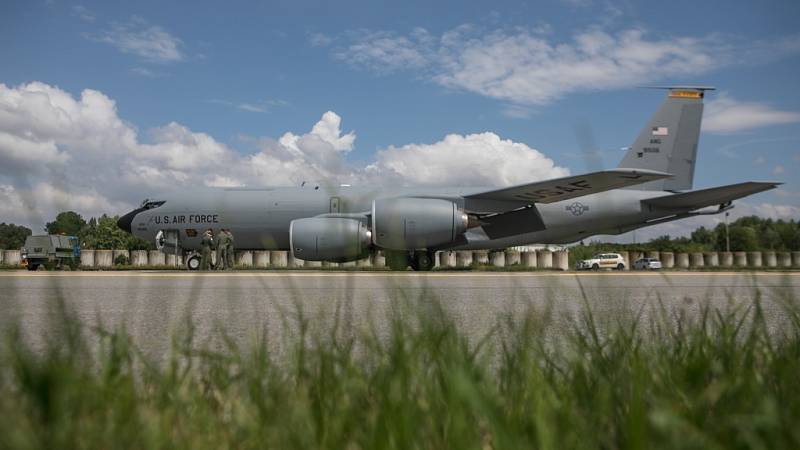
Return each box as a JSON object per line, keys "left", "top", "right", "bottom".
{"left": 117, "top": 208, "right": 141, "bottom": 234}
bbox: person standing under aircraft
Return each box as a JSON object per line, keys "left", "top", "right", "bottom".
{"left": 215, "top": 228, "right": 228, "bottom": 270}
{"left": 201, "top": 228, "right": 214, "bottom": 271}
{"left": 225, "top": 229, "right": 235, "bottom": 270}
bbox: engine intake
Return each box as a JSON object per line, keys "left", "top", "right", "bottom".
{"left": 371, "top": 198, "right": 468, "bottom": 250}
{"left": 290, "top": 217, "right": 371, "bottom": 262}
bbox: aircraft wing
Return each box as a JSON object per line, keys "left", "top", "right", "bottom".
{"left": 643, "top": 181, "right": 781, "bottom": 210}
{"left": 464, "top": 168, "right": 672, "bottom": 213}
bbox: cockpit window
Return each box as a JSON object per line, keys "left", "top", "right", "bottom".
{"left": 141, "top": 200, "right": 166, "bottom": 210}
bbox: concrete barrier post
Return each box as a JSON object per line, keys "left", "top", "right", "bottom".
{"left": 355, "top": 256, "right": 371, "bottom": 268}
{"left": 489, "top": 251, "right": 505, "bottom": 267}
{"left": 112, "top": 249, "right": 130, "bottom": 265}
{"left": 80, "top": 249, "right": 96, "bottom": 267}
{"left": 288, "top": 252, "right": 305, "bottom": 268}
{"left": 629, "top": 252, "right": 643, "bottom": 267}
{"left": 473, "top": 251, "right": 489, "bottom": 265}
{"left": 304, "top": 260, "right": 323, "bottom": 268}
{"left": 537, "top": 250, "right": 553, "bottom": 269}
{"left": 676, "top": 253, "right": 690, "bottom": 269}
{"left": 618, "top": 251, "right": 630, "bottom": 270}
{"left": 747, "top": 252, "right": 762, "bottom": 268}
{"left": 254, "top": 251, "right": 269, "bottom": 268}
{"left": 703, "top": 252, "right": 719, "bottom": 267}
{"left": 456, "top": 251, "right": 473, "bottom": 268}
{"left": 434, "top": 252, "right": 442, "bottom": 268}
{"left": 793, "top": 252, "right": 800, "bottom": 267}
{"left": 340, "top": 260, "right": 356, "bottom": 268}
{"left": 237, "top": 251, "right": 253, "bottom": 268}
{"left": 373, "top": 251, "right": 386, "bottom": 268}
{"left": 270, "top": 251, "right": 288, "bottom": 268}
{"left": 661, "top": 252, "right": 674, "bottom": 268}
{"left": 95, "top": 249, "right": 113, "bottom": 268}
{"left": 719, "top": 252, "right": 733, "bottom": 267}
{"left": 148, "top": 250, "right": 165, "bottom": 266}
{"left": 441, "top": 251, "right": 456, "bottom": 268}
{"left": 165, "top": 253, "right": 178, "bottom": 267}
{"left": 504, "top": 250, "right": 521, "bottom": 266}
{"left": 778, "top": 252, "right": 792, "bottom": 268}
{"left": 0, "top": 250, "right": 3, "bottom": 265}
{"left": 131, "top": 250, "right": 148, "bottom": 266}
{"left": 764, "top": 251, "right": 777, "bottom": 268}
{"left": 522, "top": 251, "right": 537, "bottom": 268}
{"left": 3, "top": 250, "right": 20, "bottom": 266}
{"left": 553, "top": 250, "right": 569, "bottom": 271}
{"left": 734, "top": 252, "right": 747, "bottom": 266}
{"left": 690, "top": 252, "right": 704, "bottom": 268}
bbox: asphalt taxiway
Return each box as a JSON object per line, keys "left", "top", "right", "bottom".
{"left": 1, "top": 271, "right": 797, "bottom": 356}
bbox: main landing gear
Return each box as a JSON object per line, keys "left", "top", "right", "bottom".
{"left": 384, "top": 250, "right": 436, "bottom": 271}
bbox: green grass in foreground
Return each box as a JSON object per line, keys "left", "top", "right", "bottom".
{"left": 1, "top": 298, "right": 799, "bottom": 449}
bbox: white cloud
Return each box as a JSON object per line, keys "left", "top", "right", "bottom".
{"left": 366, "top": 132, "right": 568, "bottom": 187}
{"left": 332, "top": 26, "right": 800, "bottom": 106}
{"left": 309, "top": 33, "right": 333, "bottom": 47}
{"left": 0, "top": 81, "right": 568, "bottom": 229}
{"left": 94, "top": 18, "right": 184, "bottom": 63}
{"left": 703, "top": 93, "right": 800, "bottom": 133}
{"left": 71, "top": 5, "right": 96, "bottom": 22}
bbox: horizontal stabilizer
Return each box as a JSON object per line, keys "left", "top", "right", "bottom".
{"left": 643, "top": 182, "right": 781, "bottom": 210}
{"left": 464, "top": 169, "right": 672, "bottom": 212}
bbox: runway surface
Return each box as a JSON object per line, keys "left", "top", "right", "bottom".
{"left": 1, "top": 271, "right": 798, "bottom": 357}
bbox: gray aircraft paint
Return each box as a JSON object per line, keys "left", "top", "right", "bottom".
{"left": 617, "top": 87, "right": 711, "bottom": 191}
{"left": 121, "top": 87, "right": 780, "bottom": 257}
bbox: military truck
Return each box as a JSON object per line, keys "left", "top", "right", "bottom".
{"left": 21, "top": 235, "right": 81, "bottom": 271}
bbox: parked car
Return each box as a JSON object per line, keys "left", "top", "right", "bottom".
{"left": 576, "top": 253, "right": 626, "bottom": 271}
{"left": 633, "top": 257, "right": 662, "bottom": 270}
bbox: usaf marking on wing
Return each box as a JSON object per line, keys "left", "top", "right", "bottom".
{"left": 119, "top": 86, "right": 781, "bottom": 271}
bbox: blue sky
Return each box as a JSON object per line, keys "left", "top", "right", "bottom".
{"left": 1, "top": 0, "right": 799, "bottom": 238}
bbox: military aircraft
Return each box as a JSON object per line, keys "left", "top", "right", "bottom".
{"left": 118, "top": 86, "right": 781, "bottom": 271}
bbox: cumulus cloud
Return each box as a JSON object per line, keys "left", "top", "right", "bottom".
{"left": 0, "top": 81, "right": 567, "bottom": 229}
{"left": 93, "top": 17, "right": 185, "bottom": 63}
{"left": 366, "top": 133, "right": 567, "bottom": 187}
{"left": 703, "top": 93, "right": 800, "bottom": 133}
{"left": 332, "top": 25, "right": 800, "bottom": 106}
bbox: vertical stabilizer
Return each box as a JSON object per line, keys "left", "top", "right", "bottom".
{"left": 617, "top": 86, "right": 713, "bottom": 191}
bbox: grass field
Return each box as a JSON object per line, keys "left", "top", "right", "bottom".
{"left": 1, "top": 295, "right": 799, "bottom": 449}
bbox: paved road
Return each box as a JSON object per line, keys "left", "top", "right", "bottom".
{"left": 1, "top": 271, "right": 797, "bottom": 357}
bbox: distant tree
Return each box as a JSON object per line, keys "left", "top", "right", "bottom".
{"left": 728, "top": 226, "right": 759, "bottom": 252}
{"left": 0, "top": 223, "right": 32, "bottom": 249}
{"left": 80, "top": 215, "right": 154, "bottom": 250}
{"left": 46, "top": 211, "right": 87, "bottom": 236}
{"left": 690, "top": 226, "right": 716, "bottom": 247}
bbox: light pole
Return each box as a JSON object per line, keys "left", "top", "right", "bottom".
{"left": 725, "top": 212, "right": 730, "bottom": 252}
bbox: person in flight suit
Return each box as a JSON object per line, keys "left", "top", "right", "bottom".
{"left": 200, "top": 228, "right": 214, "bottom": 270}
{"left": 215, "top": 228, "right": 228, "bottom": 270}
{"left": 225, "top": 229, "right": 235, "bottom": 270}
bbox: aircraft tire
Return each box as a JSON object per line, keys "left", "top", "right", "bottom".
{"left": 385, "top": 250, "right": 409, "bottom": 271}
{"left": 186, "top": 254, "right": 201, "bottom": 271}
{"left": 413, "top": 251, "right": 434, "bottom": 271}
{"left": 27, "top": 264, "right": 39, "bottom": 271}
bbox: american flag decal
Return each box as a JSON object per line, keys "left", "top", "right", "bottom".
{"left": 652, "top": 127, "right": 668, "bottom": 136}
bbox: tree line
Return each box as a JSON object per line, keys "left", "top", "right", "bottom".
{"left": 0, "top": 211, "right": 153, "bottom": 250}
{"left": 1, "top": 212, "right": 798, "bottom": 252}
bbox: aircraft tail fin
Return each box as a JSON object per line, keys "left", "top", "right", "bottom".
{"left": 617, "top": 86, "right": 714, "bottom": 191}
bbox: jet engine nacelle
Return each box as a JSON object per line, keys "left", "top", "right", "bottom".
{"left": 290, "top": 217, "right": 371, "bottom": 262}
{"left": 371, "top": 198, "right": 468, "bottom": 250}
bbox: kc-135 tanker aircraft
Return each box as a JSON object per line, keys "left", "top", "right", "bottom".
{"left": 119, "top": 86, "right": 780, "bottom": 271}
